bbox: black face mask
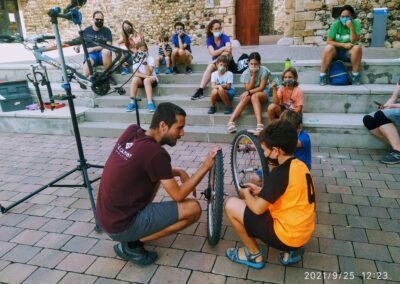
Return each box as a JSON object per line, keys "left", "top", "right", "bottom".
{"left": 266, "top": 152, "right": 279, "bottom": 167}
{"left": 95, "top": 20, "right": 104, "bottom": 29}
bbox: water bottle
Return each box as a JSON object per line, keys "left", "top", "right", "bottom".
{"left": 284, "top": 58, "right": 291, "bottom": 70}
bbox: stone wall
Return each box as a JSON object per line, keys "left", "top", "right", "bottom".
{"left": 19, "top": 0, "right": 235, "bottom": 45}
{"left": 289, "top": 0, "right": 400, "bottom": 47}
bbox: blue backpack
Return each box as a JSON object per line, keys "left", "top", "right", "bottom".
{"left": 328, "top": 60, "right": 350, "bottom": 85}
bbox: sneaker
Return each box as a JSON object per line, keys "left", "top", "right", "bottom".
{"left": 319, "top": 74, "right": 327, "bottom": 86}
{"left": 121, "top": 67, "right": 129, "bottom": 75}
{"left": 147, "top": 102, "right": 156, "bottom": 113}
{"left": 224, "top": 106, "right": 233, "bottom": 114}
{"left": 186, "top": 67, "right": 193, "bottom": 74}
{"left": 172, "top": 67, "right": 178, "bottom": 75}
{"left": 114, "top": 243, "right": 157, "bottom": 267}
{"left": 208, "top": 106, "right": 216, "bottom": 114}
{"left": 126, "top": 102, "right": 136, "bottom": 112}
{"left": 155, "top": 67, "right": 160, "bottom": 75}
{"left": 191, "top": 89, "right": 204, "bottom": 100}
{"left": 165, "top": 67, "right": 171, "bottom": 74}
{"left": 380, "top": 150, "right": 400, "bottom": 165}
{"left": 109, "top": 75, "right": 117, "bottom": 86}
{"left": 352, "top": 74, "right": 361, "bottom": 85}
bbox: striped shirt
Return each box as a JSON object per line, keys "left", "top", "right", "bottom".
{"left": 158, "top": 43, "right": 172, "bottom": 57}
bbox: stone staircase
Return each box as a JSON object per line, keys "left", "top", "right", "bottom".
{"left": 0, "top": 58, "right": 399, "bottom": 149}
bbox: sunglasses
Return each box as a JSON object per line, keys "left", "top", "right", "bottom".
{"left": 95, "top": 19, "right": 104, "bottom": 22}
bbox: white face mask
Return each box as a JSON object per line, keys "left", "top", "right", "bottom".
{"left": 249, "top": 66, "right": 259, "bottom": 72}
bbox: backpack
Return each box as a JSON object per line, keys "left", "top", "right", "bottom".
{"left": 328, "top": 60, "right": 350, "bottom": 85}
{"left": 235, "top": 53, "right": 249, "bottom": 74}
{"left": 228, "top": 57, "right": 237, "bottom": 73}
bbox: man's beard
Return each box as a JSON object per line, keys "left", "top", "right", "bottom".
{"left": 160, "top": 134, "right": 179, "bottom": 147}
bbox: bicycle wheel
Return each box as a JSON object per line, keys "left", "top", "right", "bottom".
{"left": 231, "top": 130, "right": 268, "bottom": 196}
{"left": 91, "top": 73, "right": 110, "bottom": 96}
{"left": 206, "top": 149, "right": 224, "bottom": 246}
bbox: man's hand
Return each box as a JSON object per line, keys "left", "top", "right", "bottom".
{"left": 202, "top": 145, "right": 220, "bottom": 170}
{"left": 342, "top": 42, "right": 354, "bottom": 49}
{"left": 345, "top": 19, "right": 353, "bottom": 28}
{"left": 243, "top": 183, "right": 261, "bottom": 196}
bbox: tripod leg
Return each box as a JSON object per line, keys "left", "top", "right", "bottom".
{"left": 81, "top": 165, "right": 102, "bottom": 232}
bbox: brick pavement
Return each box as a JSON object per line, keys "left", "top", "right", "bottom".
{"left": 0, "top": 132, "right": 399, "bottom": 283}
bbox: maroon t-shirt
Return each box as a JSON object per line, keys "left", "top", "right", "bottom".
{"left": 96, "top": 125, "right": 173, "bottom": 233}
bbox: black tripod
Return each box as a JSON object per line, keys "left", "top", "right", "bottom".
{"left": 0, "top": 7, "right": 103, "bottom": 231}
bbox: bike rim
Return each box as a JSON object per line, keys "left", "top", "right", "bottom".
{"left": 208, "top": 166, "right": 216, "bottom": 237}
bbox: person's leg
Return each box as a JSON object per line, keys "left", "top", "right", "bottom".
{"left": 378, "top": 123, "right": 400, "bottom": 151}
{"left": 165, "top": 56, "right": 171, "bottom": 68}
{"left": 101, "top": 48, "right": 112, "bottom": 70}
{"left": 267, "top": 103, "right": 281, "bottom": 123}
{"left": 217, "top": 87, "right": 232, "bottom": 107}
{"left": 155, "top": 55, "right": 162, "bottom": 68}
{"left": 171, "top": 48, "right": 179, "bottom": 69}
{"left": 140, "top": 199, "right": 201, "bottom": 242}
{"left": 228, "top": 94, "right": 251, "bottom": 123}
{"left": 320, "top": 44, "right": 337, "bottom": 73}
{"left": 200, "top": 63, "right": 216, "bottom": 89}
{"left": 224, "top": 197, "right": 262, "bottom": 262}
{"left": 250, "top": 92, "right": 267, "bottom": 126}
{"left": 348, "top": 45, "right": 362, "bottom": 73}
{"left": 143, "top": 78, "right": 154, "bottom": 102}
{"left": 130, "top": 77, "right": 142, "bottom": 98}
{"left": 210, "top": 89, "right": 218, "bottom": 106}
{"left": 83, "top": 57, "right": 95, "bottom": 78}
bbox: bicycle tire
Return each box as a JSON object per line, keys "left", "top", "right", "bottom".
{"left": 207, "top": 149, "right": 224, "bottom": 246}
{"left": 231, "top": 130, "right": 268, "bottom": 196}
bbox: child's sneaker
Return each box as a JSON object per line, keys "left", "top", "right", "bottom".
{"left": 147, "top": 102, "right": 156, "bottom": 113}
{"left": 172, "top": 67, "right": 178, "bottom": 75}
{"left": 207, "top": 106, "right": 216, "bottom": 114}
{"left": 155, "top": 67, "right": 160, "bottom": 75}
{"left": 165, "top": 67, "right": 171, "bottom": 74}
{"left": 186, "top": 67, "right": 193, "bottom": 74}
{"left": 191, "top": 89, "right": 204, "bottom": 100}
{"left": 352, "top": 73, "right": 361, "bottom": 85}
{"left": 126, "top": 102, "right": 136, "bottom": 112}
{"left": 319, "top": 74, "right": 327, "bottom": 86}
{"left": 121, "top": 67, "right": 129, "bottom": 75}
{"left": 224, "top": 106, "right": 233, "bottom": 114}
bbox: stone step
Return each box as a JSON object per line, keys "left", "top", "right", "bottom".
{"left": 78, "top": 112, "right": 387, "bottom": 149}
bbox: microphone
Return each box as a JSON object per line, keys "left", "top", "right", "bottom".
{"left": 63, "top": 0, "right": 87, "bottom": 13}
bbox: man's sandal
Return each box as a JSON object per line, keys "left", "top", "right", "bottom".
{"left": 278, "top": 247, "right": 304, "bottom": 266}
{"left": 227, "top": 122, "right": 237, "bottom": 134}
{"left": 226, "top": 247, "right": 265, "bottom": 269}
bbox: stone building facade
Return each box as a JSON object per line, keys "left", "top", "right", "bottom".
{"left": 12, "top": 0, "right": 400, "bottom": 47}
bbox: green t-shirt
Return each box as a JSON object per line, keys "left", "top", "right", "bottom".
{"left": 327, "top": 19, "right": 361, "bottom": 45}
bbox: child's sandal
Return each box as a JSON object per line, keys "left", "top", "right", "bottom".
{"left": 278, "top": 247, "right": 304, "bottom": 266}
{"left": 256, "top": 124, "right": 264, "bottom": 132}
{"left": 226, "top": 247, "right": 265, "bottom": 269}
{"left": 227, "top": 122, "right": 237, "bottom": 133}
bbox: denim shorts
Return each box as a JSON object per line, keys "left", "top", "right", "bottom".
{"left": 106, "top": 201, "right": 179, "bottom": 242}
{"left": 334, "top": 48, "right": 350, "bottom": 62}
{"left": 86, "top": 51, "right": 103, "bottom": 66}
{"left": 368, "top": 108, "right": 400, "bottom": 133}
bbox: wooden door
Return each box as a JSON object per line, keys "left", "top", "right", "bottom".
{"left": 236, "top": 0, "right": 260, "bottom": 45}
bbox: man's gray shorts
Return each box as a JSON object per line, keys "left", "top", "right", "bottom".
{"left": 107, "top": 201, "right": 179, "bottom": 242}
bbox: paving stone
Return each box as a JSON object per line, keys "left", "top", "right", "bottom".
{"left": 45, "top": 206, "right": 76, "bottom": 219}
{"left": 212, "top": 255, "right": 248, "bottom": 278}
{"left": 354, "top": 165, "right": 379, "bottom": 173}
{"left": 369, "top": 173, "right": 396, "bottom": 182}
{"left": 378, "top": 189, "right": 400, "bottom": 199}
{"left": 223, "top": 226, "right": 242, "bottom": 242}
{"left": 23, "top": 204, "right": 54, "bottom": 216}
{"left": 58, "top": 272, "right": 97, "bottom": 284}
{"left": 49, "top": 196, "right": 79, "bottom": 207}
{"left": 153, "top": 247, "right": 184, "bottom": 266}
{"left": 316, "top": 202, "right": 330, "bottom": 213}
{"left": 247, "top": 262, "right": 285, "bottom": 283}
{"left": 312, "top": 224, "right": 334, "bottom": 239}
{"left": 95, "top": 278, "right": 130, "bottom": 284}
{"left": 347, "top": 215, "right": 380, "bottom": 230}
{"left": 378, "top": 218, "right": 400, "bottom": 233}
{"left": 0, "top": 263, "right": 37, "bottom": 284}
{"left": 388, "top": 246, "right": 400, "bottom": 263}
{"left": 10, "top": 229, "right": 47, "bottom": 245}
{"left": 366, "top": 229, "right": 400, "bottom": 247}
{"left": 178, "top": 222, "right": 198, "bottom": 235}
{"left": 116, "top": 262, "right": 157, "bottom": 283}
{"left": 361, "top": 180, "right": 388, "bottom": 189}
{"left": 28, "top": 194, "right": 57, "bottom": 205}
{"left": 341, "top": 195, "right": 370, "bottom": 206}
{"left": 178, "top": 251, "right": 216, "bottom": 272}
{"left": 333, "top": 226, "right": 368, "bottom": 242}
{"left": 323, "top": 170, "right": 346, "bottom": 178}
{"left": 353, "top": 242, "right": 392, "bottom": 262}
{"left": 28, "top": 248, "right": 69, "bottom": 268}
{"left": 329, "top": 203, "right": 359, "bottom": 215}
{"left": 351, "top": 187, "right": 380, "bottom": 197}
{"left": 324, "top": 277, "right": 362, "bottom": 284}
{"left": 187, "top": 271, "right": 226, "bottom": 284}
{"left": 62, "top": 236, "right": 98, "bottom": 253}
{"left": 358, "top": 205, "right": 390, "bottom": 219}
{"left": 2, "top": 244, "right": 41, "bottom": 263}
{"left": 317, "top": 213, "right": 347, "bottom": 226}
{"left": 316, "top": 192, "right": 342, "bottom": 203}
{"left": 388, "top": 208, "right": 400, "bottom": 219}
{"left": 88, "top": 239, "right": 116, "bottom": 257}
{"left": 336, "top": 178, "right": 362, "bottom": 187}
{"left": 35, "top": 232, "right": 73, "bottom": 249}
{"left": 68, "top": 209, "right": 94, "bottom": 222}
{"left": 0, "top": 259, "right": 10, "bottom": 271}
{"left": 326, "top": 185, "right": 352, "bottom": 195}
{"left": 368, "top": 196, "right": 399, "bottom": 208}
{"left": 285, "top": 267, "right": 323, "bottom": 284}
{"left": 22, "top": 267, "right": 66, "bottom": 284}
{"left": 150, "top": 266, "right": 190, "bottom": 284}
{"left": 0, "top": 240, "right": 16, "bottom": 258}
{"left": 304, "top": 236, "right": 319, "bottom": 253}
{"left": 303, "top": 252, "right": 339, "bottom": 272}
{"left": 0, "top": 213, "right": 28, "bottom": 226}
{"left": 16, "top": 216, "right": 50, "bottom": 230}
{"left": 338, "top": 256, "right": 377, "bottom": 277}
{"left": 39, "top": 218, "right": 73, "bottom": 233}
{"left": 375, "top": 261, "right": 400, "bottom": 282}
{"left": 64, "top": 221, "right": 95, "bottom": 236}
{"left": 345, "top": 171, "right": 371, "bottom": 180}
{"left": 86, "top": 257, "right": 125, "bottom": 278}
{"left": 319, "top": 238, "right": 354, "bottom": 257}
{"left": 202, "top": 239, "right": 237, "bottom": 256}
{"left": 171, "top": 234, "right": 205, "bottom": 251}
{"left": 56, "top": 252, "right": 97, "bottom": 273}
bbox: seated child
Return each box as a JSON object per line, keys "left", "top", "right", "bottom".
{"left": 280, "top": 110, "right": 312, "bottom": 169}
{"left": 155, "top": 34, "right": 172, "bottom": 74}
{"left": 208, "top": 55, "right": 235, "bottom": 115}
{"left": 267, "top": 67, "right": 304, "bottom": 123}
{"left": 224, "top": 120, "right": 315, "bottom": 269}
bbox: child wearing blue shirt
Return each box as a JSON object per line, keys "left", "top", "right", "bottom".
{"left": 280, "top": 110, "right": 312, "bottom": 169}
